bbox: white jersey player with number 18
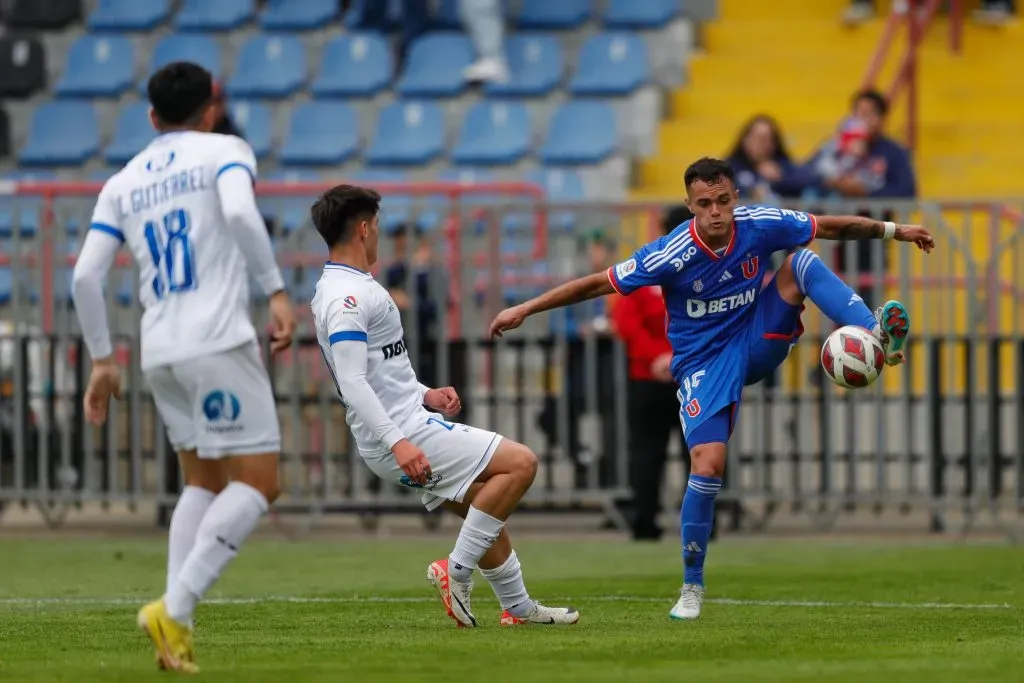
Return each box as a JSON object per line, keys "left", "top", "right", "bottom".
{"left": 70, "top": 62, "right": 296, "bottom": 673}
{"left": 309, "top": 185, "right": 579, "bottom": 629}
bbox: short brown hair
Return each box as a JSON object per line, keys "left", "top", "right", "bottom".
{"left": 310, "top": 185, "right": 382, "bottom": 248}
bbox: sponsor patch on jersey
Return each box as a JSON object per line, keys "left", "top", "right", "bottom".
{"left": 343, "top": 295, "right": 358, "bottom": 309}
{"left": 614, "top": 259, "right": 637, "bottom": 280}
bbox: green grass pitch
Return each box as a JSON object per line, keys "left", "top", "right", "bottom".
{"left": 0, "top": 535, "right": 1022, "bottom": 682}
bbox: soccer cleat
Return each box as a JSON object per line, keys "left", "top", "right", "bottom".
{"left": 873, "top": 299, "right": 910, "bottom": 366}
{"left": 137, "top": 599, "right": 198, "bottom": 673}
{"left": 669, "top": 584, "right": 705, "bottom": 620}
{"left": 499, "top": 602, "right": 580, "bottom": 626}
{"left": 427, "top": 559, "right": 477, "bottom": 628}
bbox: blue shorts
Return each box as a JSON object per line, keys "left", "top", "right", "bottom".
{"left": 675, "top": 276, "right": 804, "bottom": 447}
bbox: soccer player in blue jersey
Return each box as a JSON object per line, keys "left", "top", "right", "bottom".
{"left": 488, "top": 158, "right": 934, "bottom": 620}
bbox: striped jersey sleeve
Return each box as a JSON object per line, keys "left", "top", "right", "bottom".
{"left": 607, "top": 222, "right": 694, "bottom": 296}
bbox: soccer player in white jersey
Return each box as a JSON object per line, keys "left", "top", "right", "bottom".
{"left": 310, "top": 185, "right": 579, "bottom": 628}
{"left": 70, "top": 62, "right": 296, "bottom": 672}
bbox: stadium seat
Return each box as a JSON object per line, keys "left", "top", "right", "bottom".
{"left": 228, "top": 101, "right": 272, "bottom": 159}
{"left": 438, "top": 167, "right": 497, "bottom": 207}
{"left": 516, "top": 0, "right": 590, "bottom": 29}
{"left": 0, "top": 37, "right": 47, "bottom": 98}
{"left": 0, "top": 171, "right": 55, "bottom": 238}
{"left": 603, "top": 0, "right": 679, "bottom": 28}
{"left": 260, "top": 0, "right": 337, "bottom": 30}
{"left": 19, "top": 101, "right": 99, "bottom": 166}
{"left": 365, "top": 101, "right": 445, "bottom": 166}
{"left": 88, "top": 0, "right": 171, "bottom": 31}
{"left": 261, "top": 169, "right": 320, "bottom": 234}
{"left": 540, "top": 101, "right": 617, "bottom": 165}
{"left": 311, "top": 33, "right": 391, "bottom": 98}
{"left": 279, "top": 103, "right": 359, "bottom": 166}
{"left": 451, "top": 101, "right": 531, "bottom": 166}
{"left": 485, "top": 34, "right": 563, "bottom": 98}
{"left": 176, "top": 0, "right": 254, "bottom": 31}
{"left": 395, "top": 33, "right": 474, "bottom": 98}
{"left": 143, "top": 34, "right": 221, "bottom": 92}
{"left": 7, "top": 0, "right": 82, "bottom": 30}
{"left": 227, "top": 34, "right": 307, "bottom": 98}
{"left": 54, "top": 35, "right": 134, "bottom": 98}
{"left": 569, "top": 32, "right": 650, "bottom": 96}
{"left": 105, "top": 103, "right": 156, "bottom": 166}
{"left": 0, "top": 107, "right": 9, "bottom": 158}
{"left": 501, "top": 168, "right": 585, "bottom": 234}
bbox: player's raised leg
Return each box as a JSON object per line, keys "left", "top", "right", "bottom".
{"left": 426, "top": 438, "right": 542, "bottom": 627}
{"left": 786, "top": 248, "right": 909, "bottom": 365}
{"left": 671, "top": 412, "right": 728, "bottom": 621}
{"left": 441, "top": 483, "right": 579, "bottom": 626}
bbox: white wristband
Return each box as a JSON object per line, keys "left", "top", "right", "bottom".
{"left": 882, "top": 221, "right": 896, "bottom": 240}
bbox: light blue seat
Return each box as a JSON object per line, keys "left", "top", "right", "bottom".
{"left": 176, "top": 0, "right": 255, "bottom": 31}
{"left": 105, "top": 102, "right": 156, "bottom": 166}
{"left": 395, "top": 33, "right": 474, "bottom": 98}
{"left": 569, "top": 32, "right": 651, "bottom": 96}
{"left": 311, "top": 33, "right": 391, "bottom": 98}
{"left": 485, "top": 34, "right": 563, "bottom": 98}
{"left": 279, "top": 102, "right": 360, "bottom": 166}
{"left": 88, "top": 0, "right": 171, "bottom": 30}
{"left": 451, "top": 101, "right": 531, "bottom": 166}
{"left": 228, "top": 101, "right": 273, "bottom": 159}
{"left": 260, "top": 0, "right": 338, "bottom": 30}
{"left": 365, "top": 101, "right": 445, "bottom": 166}
{"left": 54, "top": 35, "right": 134, "bottom": 98}
{"left": 227, "top": 34, "right": 307, "bottom": 98}
{"left": 19, "top": 102, "right": 99, "bottom": 166}
{"left": 539, "top": 101, "right": 618, "bottom": 165}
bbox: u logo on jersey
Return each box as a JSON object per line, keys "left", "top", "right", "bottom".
{"left": 741, "top": 256, "right": 759, "bottom": 280}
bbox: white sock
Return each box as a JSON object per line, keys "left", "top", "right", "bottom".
{"left": 164, "top": 482, "right": 268, "bottom": 625}
{"left": 448, "top": 506, "right": 504, "bottom": 582}
{"left": 167, "top": 486, "right": 216, "bottom": 594}
{"left": 479, "top": 551, "right": 535, "bottom": 617}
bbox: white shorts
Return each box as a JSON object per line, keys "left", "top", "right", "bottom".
{"left": 360, "top": 411, "right": 503, "bottom": 511}
{"left": 144, "top": 341, "right": 281, "bottom": 459}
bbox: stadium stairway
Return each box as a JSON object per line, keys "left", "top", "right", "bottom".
{"left": 632, "top": 0, "right": 1024, "bottom": 394}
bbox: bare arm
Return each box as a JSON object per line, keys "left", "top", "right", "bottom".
{"left": 488, "top": 272, "right": 615, "bottom": 338}
{"left": 814, "top": 214, "right": 934, "bottom": 252}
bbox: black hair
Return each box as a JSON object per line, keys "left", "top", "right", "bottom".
{"left": 726, "top": 114, "right": 792, "bottom": 168}
{"left": 661, "top": 205, "right": 694, "bottom": 235}
{"left": 683, "top": 157, "right": 736, "bottom": 189}
{"left": 311, "top": 184, "right": 382, "bottom": 248}
{"left": 853, "top": 88, "right": 889, "bottom": 118}
{"left": 147, "top": 61, "right": 213, "bottom": 127}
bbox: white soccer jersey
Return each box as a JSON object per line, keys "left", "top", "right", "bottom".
{"left": 88, "top": 132, "right": 262, "bottom": 369}
{"left": 312, "top": 262, "right": 425, "bottom": 452}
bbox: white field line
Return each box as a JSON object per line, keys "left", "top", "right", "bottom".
{"left": 0, "top": 595, "right": 1012, "bottom": 610}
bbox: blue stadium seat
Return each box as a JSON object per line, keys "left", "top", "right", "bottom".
{"left": 311, "top": 33, "right": 391, "bottom": 98}
{"left": 516, "top": 0, "right": 590, "bottom": 28}
{"left": 366, "top": 101, "right": 445, "bottom": 166}
{"left": 501, "top": 168, "right": 585, "bottom": 234}
{"left": 0, "top": 269, "right": 12, "bottom": 305}
{"left": 0, "top": 171, "right": 54, "bottom": 238}
{"left": 604, "top": 0, "right": 679, "bottom": 28}
{"left": 451, "top": 101, "right": 531, "bottom": 166}
{"left": 485, "top": 34, "right": 562, "bottom": 97}
{"left": 105, "top": 103, "right": 155, "bottom": 166}
{"left": 395, "top": 33, "right": 473, "bottom": 98}
{"left": 54, "top": 35, "right": 134, "bottom": 98}
{"left": 540, "top": 101, "right": 617, "bottom": 165}
{"left": 176, "top": 0, "right": 255, "bottom": 31}
{"left": 262, "top": 169, "right": 320, "bottom": 234}
{"left": 143, "top": 34, "right": 221, "bottom": 92}
{"left": 228, "top": 35, "right": 307, "bottom": 98}
{"left": 280, "top": 102, "right": 359, "bottom": 166}
{"left": 19, "top": 102, "right": 99, "bottom": 166}
{"left": 228, "top": 101, "right": 272, "bottom": 159}
{"left": 260, "top": 0, "right": 337, "bottom": 30}
{"left": 570, "top": 32, "right": 650, "bottom": 96}
{"left": 88, "top": 0, "right": 171, "bottom": 31}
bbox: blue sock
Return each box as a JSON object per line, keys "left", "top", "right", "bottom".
{"left": 791, "top": 248, "right": 876, "bottom": 330}
{"left": 681, "top": 474, "right": 722, "bottom": 586}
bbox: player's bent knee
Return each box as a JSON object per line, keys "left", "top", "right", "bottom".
{"left": 774, "top": 252, "right": 805, "bottom": 305}
{"left": 224, "top": 452, "right": 281, "bottom": 503}
{"left": 688, "top": 442, "right": 727, "bottom": 478}
{"left": 482, "top": 439, "right": 538, "bottom": 486}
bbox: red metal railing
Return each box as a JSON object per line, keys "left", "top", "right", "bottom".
{"left": 0, "top": 180, "right": 549, "bottom": 336}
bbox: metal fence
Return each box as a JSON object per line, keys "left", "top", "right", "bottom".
{"left": 0, "top": 181, "right": 1021, "bottom": 538}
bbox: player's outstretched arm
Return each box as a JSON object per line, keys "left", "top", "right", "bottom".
{"left": 489, "top": 272, "right": 614, "bottom": 338}
{"left": 814, "top": 215, "right": 935, "bottom": 252}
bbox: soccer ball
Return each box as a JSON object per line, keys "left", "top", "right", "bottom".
{"left": 820, "top": 325, "right": 885, "bottom": 389}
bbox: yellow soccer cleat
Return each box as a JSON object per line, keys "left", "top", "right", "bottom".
{"left": 137, "top": 599, "right": 198, "bottom": 673}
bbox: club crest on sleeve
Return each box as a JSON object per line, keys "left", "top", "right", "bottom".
{"left": 343, "top": 295, "right": 358, "bottom": 309}
{"left": 614, "top": 259, "right": 637, "bottom": 280}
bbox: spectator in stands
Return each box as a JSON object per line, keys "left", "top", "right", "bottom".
{"left": 612, "top": 206, "right": 692, "bottom": 541}
{"left": 345, "top": 0, "right": 429, "bottom": 71}
{"left": 461, "top": 0, "right": 510, "bottom": 84}
{"left": 844, "top": 0, "right": 1013, "bottom": 24}
{"left": 725, "top": 115, "right": 810, "bottom": 203}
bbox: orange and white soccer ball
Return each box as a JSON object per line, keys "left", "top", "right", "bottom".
{"left": 820, "top": 325, "right": 886, "bottom": 389}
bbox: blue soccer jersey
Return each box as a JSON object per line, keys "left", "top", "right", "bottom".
{"left": 607, "top": 205, "right": 817, "bottom": 434}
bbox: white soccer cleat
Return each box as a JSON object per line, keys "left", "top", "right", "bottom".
{"left": 669, "top": 584, "right": 705, "bottom": 620}
{"left": 427, "top": 559, "right": 477, "bottom": 628}
{"left": 499, "top": 602, "right": 580, "bottom": 626}
{"left": 873, "top": 299, "right": 910, "bottom": 366}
